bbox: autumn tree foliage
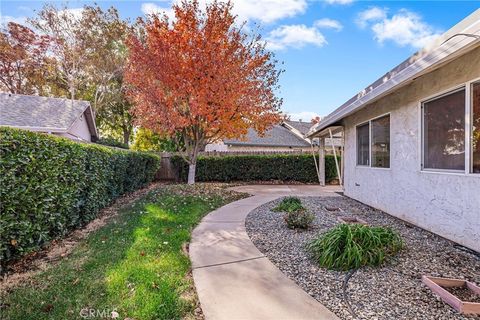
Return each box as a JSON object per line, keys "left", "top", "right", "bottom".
{"left": 27, "top": 4, "right": 135, "bottom": 144}
{"left": 125, "top": 0, "right": 283, "bottom": 184}
{"left": 81, "top": 6, "right": 136, "bottom": 144}
{"left": 0, "top": 22, "right": 50, "bottom": 94}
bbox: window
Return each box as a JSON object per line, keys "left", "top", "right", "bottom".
{"left": 356, "top": 123, "right": 369, "bottom": 166}
{"left": 356, "top": 115, "right": 391, "bottom": 168}
{"left": 473, "top": 82, "right": 480, "bottom": 173}
{"left": 422, "top": 88, "right": 465, "bottom": 171}
{"left": 371, "top": 115, "right": 390, "bottom": 168}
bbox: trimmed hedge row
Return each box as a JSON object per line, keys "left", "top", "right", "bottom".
{"left": 0, "top": 127, "right": 160, "bottom": 268}
{"left": 172, "top": 154, "right": 340, "bottom": 183}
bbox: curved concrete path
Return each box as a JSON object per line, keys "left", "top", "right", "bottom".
{"left": 190, "top": 185, "right": 341, "bottom": 320}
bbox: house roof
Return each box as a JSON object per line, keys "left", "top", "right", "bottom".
{"left": 283, "top": 120, "right": 314, "bottom": 136}
{"left": 307, "top": 9, "right": 480, "bottom": 138}
{"left": 0, "top": 93, "right": 98, "bottom": 139}
{"left": 224, "top": 124, "right": 310, "bottom": 147}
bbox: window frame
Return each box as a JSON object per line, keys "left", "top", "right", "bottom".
{"left": 419, "top": 77, "right": 480, "bottom": 176}
{"left": 420, "top": 86, "right": 466, "bottom": 173}
{"left": 355, "top": 121, "right": 370, "bottom": 167}
{"left": 470, "top": 79, "right": 480, "bottom": 174}
{"left": 355, "top": 113, "right": 391, "bottom": 169}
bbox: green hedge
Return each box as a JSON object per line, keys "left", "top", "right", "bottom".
{"left": 172, "top": 154, "right": 339, "bottom": 183}
{"left": 0, "top": 127, "right": 160, "bottom": 268}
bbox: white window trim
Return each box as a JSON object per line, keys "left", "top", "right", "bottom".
{"left": 419, "top": 77, "right": 480, "bottom": 176}
{"left": 469, "top": 78, "right": 480, "bottom": 175}
{"left": 355, "top": 121, "right": 370, "bottom": 167}
{"left": 355, "top": 113, "right": 391, "bottom": 169}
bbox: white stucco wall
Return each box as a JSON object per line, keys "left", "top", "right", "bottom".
{"left": 205, "top": 141, "right": 229, "bottom": 152}
{"left": 342, "top": 46, "right": 480, "bottom": 252}
{"left": 57, "top": 112, "right": 92, "bottom": 142}
{"left": 205, "top": 142, "right": 310, "bottom": 152}
{"left": 226, "top": 145, "right": 309, "bottom": 152}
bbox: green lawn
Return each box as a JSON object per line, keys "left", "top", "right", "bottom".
{"left": 0, "top": 184, "right": 245, "bottom": 320}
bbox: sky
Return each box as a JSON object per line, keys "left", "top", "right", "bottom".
{"left": 1, "top": 0, "right": 479, "bottom": 121}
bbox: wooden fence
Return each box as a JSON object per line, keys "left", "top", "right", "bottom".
{"left": 155, "top": 153, "right": 177, "bottom": 181}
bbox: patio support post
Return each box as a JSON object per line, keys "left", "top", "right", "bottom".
{"left": 340, "top": 133, "right": 345, "bottom": 187}
{"left": 319, "top": 138, "right": 325, "bottom": 186}
{"left": 329, "top": 128, "right": 342, "bottom": 186}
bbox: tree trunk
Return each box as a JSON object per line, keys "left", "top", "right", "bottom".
{"left": 123, "top": 129, "right": 130, "bottom": 146}
{"left": 187, "top": 162, "right": 196, "bottom": 185}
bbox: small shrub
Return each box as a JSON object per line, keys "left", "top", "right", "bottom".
{"left": 307, "top": 224, "right": 403, "bottom": 270}
{"left": 273, "top": 197, "right": 304, "bottom": 212}
{"left": 284, "top": 210, "right": 315, "bottom": 229}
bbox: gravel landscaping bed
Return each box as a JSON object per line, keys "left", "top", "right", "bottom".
{"left": 246, "top": 196, "right": 480, "bottom": 320}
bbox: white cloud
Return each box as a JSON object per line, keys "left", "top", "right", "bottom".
{"left": 230, "top": 0, "right": 307, "bottom": 24}
{"left": 141, "top": 2, "right": 175, "bottom": 21}
{"left": 142, "top": 0, "right": 307, "bottom": 24}
{"left": 0, "top": 15, "right": 27, "bottom": 27}
{"left": 356, "top": 7, "right": 387, "bottom": 28}
{"left": 17, "top": 6, "right": 33, "bottom": 13}
{"left": 265, "top": 24, "right": 327, "bottom": 50}
{"left": 357, "top": 7, "right": 442, "bottom": 48}
{"left": 324, "top": 0, "right": 354, "bottom": 5}
{"left": 288, "top": 111, "right": 320, "bottom": 122}
{"left": 314, "top": 18, "right": 343, "bottom": 31}
{"left": 62, "top": 8, "right": 84, "bottom": 19}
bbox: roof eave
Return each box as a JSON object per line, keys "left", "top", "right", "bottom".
{"left": 0, "top": 125, "right": 68, "bottom": 133}
{"left": 307, "top": 9, "right": 480, "bottom": 138}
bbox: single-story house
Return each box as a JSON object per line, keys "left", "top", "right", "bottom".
{"left": 205, "top": 120, "right": 313, "bottom": 152}
{"left": 0, "top": 93, "right": 98, "bottom": 142}
{"left": 307, "top": 9, "right": 480, "bottom": 252}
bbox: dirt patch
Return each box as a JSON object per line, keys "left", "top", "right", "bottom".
{"left": 445, "top": 285, "right": 480, "bottom": 303}
{"left": 182, "top": 242, "right": 190, "bottom": 257}
{"left": 182, "top": 271, "right": 204, "bottom": 320}
{"left": 0, "top": 182, "right": 164, "bottom": 294}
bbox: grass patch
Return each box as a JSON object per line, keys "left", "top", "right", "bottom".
{"left": 0, "top": 184, "right": 244, "bottom": 320}
{"left": 307, "top": 224, "right": 403, "bottom": 271}
{"left": 273, "top": 197, "right": 304, "bottom": 213}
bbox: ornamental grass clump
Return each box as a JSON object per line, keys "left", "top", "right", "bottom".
{"left": 273, "top": 197, "right": 304, "bottom": 213}
{"left": 307, "top": 224, "right": 403, "bottom": 270}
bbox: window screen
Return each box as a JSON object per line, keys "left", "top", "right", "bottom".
{"left": 472, "top": 82, "right": 480, "bottom": 173}
{"left": 371, "top": 115, "right": 390, "bottom": 168}
{"left": 357, "top": 123, "right": 369, "bottom": 166}
{"left": 423, "top": 89, "right": 465, "bottom": 171}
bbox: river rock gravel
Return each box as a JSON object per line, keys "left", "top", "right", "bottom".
{"left": 245, "top": 196, "right": 480, "bottom": 320}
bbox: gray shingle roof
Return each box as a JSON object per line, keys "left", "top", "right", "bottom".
{"left": 0, "top": 93, "right": 92, "bottom": 131}
{"left": 284, "top": 120, "right": 314, "bottom": 136}
{"left": 224, "top": 125, "right": 310, "bottom": 147}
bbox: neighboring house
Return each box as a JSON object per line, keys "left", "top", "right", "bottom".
{"left": 0, "top": 93, "right": 98, "bottom": 142}
{"left": 205, "top": 120, "right": 313, "bottom": 152}
{"left": 307, "top": 9, "right": 480, "bottom": 252}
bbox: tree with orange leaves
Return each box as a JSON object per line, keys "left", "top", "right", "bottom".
{"left": 125, "top": 0, "right": 283, "bottom": 184}
{"left": 0, "top": 22, "right": 50, "bottom": 94}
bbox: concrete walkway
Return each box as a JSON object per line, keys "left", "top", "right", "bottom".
{"left": 190, "top": 185, "right": 341, "bottom": 320}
